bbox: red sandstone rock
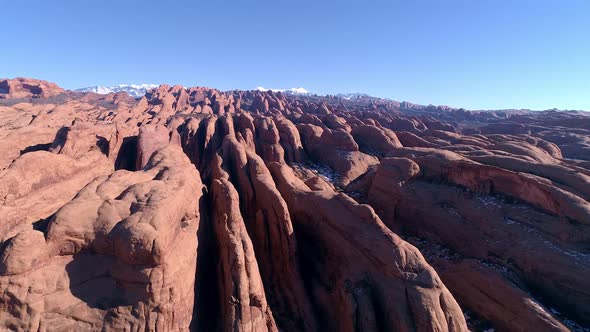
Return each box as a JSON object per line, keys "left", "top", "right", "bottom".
{"left": 297, "top": 123, "right": 378, "bottom": 185}
{"left": 368, "top": 153, "right": 590, "bottom": 327}
{"left": 211, "top": 178, "right": 278, "bottom": 332}
{"left": 351, "top": 124, "right": 403, "bottom": 156}
{"left": 136, "top": 124, "right": 174, "bottom": 169}
{"left": 0, "top": 78, "right": 65, "bottom": 99}
{"left": 220, "top": 136, "right": 316, "bottom": 331}
{"left": 275, "top": 116, "right": 305, "bottom": 163}
{"left": 269, "top": 162, "right": 468, "bottom": 332}
{"left": 436, "top": 259, "right": 569, "bottom": 332}
{"left": 1, "top": 78, "right": 589, "bottom": 331}
{"left": 0, "top": 146, "right": 202, "bottom": 331}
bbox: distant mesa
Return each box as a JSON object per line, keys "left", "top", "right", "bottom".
{"left": 0, "top": 77, "right": 65, "bottom": 99}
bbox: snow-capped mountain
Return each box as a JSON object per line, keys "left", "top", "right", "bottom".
{"left": 256, "top": 87, "right": 310, "bottom": 95}
{"left": 335, "top": 92, "right": 372, "bottom": 100}
{"left": 75, "top": 84, "right": 159, "bottom": 98}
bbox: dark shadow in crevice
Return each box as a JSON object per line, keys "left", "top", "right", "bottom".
{"left": 190, "top": 188, "right": 220, "bottom": 331}
{"left": 96, "top": 135, "right": 109, "bottom": 156}
{"left": 524, "top": 278, "right": 590, "bottom": 329}
{"left": 49, "top": 127, "right": 70, "bottom": 151}
{"left": 114, "top": 136, "right": 138, "bottom": 171}
{"left": 20, "top": 143, "right": 52, "bottom": 155}
{"left": 32, "top": 216, "right": 52, "bottom": 234}
{"left": 21, "top": 84, "right": 42, "bottom": 95}
{"left": 291, "top": 219, "right": 331, "bottom": 331}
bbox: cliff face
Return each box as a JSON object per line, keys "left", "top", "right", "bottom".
{"left": 0, "top": 79, "right": 589, "bottom": 331}
{"left": 0, "top": 78, "right": 65, "bottom": 99}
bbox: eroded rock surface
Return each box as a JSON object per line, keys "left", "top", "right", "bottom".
{"left": 1, "top": 78, "right": 589, "bottom": 331}
{"left": 1, "top": 146, "right": 202, "bottom": 331}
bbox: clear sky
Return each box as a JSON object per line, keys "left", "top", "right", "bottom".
{"left": 2, "top": 0, "right": 589, "bottom": 110}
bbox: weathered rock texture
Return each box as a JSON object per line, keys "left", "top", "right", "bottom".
{"left": 1, "top": 78, "right": 589, "bottom": 331}
{"left": 0, "top": 146, "right": 202, "bottom": 330}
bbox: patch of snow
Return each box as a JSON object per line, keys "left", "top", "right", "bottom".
{"left": 548, "top": 308, "right": 589, "bottom": 332}
{"left": 445, "top": 206, "right": 461, "bottom": 217}
{"left": 291, "top": 162, "right": 341, "bottom": 185}
{"left": 562, "top": 318, "right": 590, "bottom": 332}
{"left": 478, "top": 259, "right": 511, "bottom": 275}
{"left": 542, "top": 240, "right": 589, "bottom": 262}
{"left": 407, "top": 236, "right": 462, "bottom": 261}
{"left": 504, "top": 217, "right": 517, "bottom": 225}
{"left": 476, "top": 195, "right": 503, "bottom": 208}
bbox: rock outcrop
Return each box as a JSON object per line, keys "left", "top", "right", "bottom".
{"left": 211, "top": 178, "right": 278, "bottom": 332}
{"left": 269, "top": 162, "right": 467, "bottom": 332}
{"left": 0, "top": 78, "right": 65, "bottom": 99}
{"left": 0, "top": 146, "right": 203, "bottom": 331}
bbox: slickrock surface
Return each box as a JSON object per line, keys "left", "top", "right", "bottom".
{"left": 1, "top": 78, "right": 589, "bottom": 331}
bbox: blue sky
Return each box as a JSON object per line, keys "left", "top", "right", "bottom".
{"left": 2, "top": 0, "right": 589, "bottom": 110}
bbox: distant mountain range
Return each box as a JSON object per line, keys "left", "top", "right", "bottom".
{"left": 334, "top": 92, "right": 372, "bottom": 100}
{"left": 76, "top": 84, "right": 314, "bottom": 98}
{"left": 75, "top": 84, "right": 159, "bottom": 98}
{"left": 255, "top": 87, "right": 310, "bottom": 95}
{"left": 75, "top": 84, "right": 377, "bottom": 101}
{"left": 72, "top": 84, "right": 587, "bottom": 114}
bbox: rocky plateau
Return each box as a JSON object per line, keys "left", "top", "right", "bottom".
{"left": 0, "top": 77, "right": 589, "bottom": 331}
